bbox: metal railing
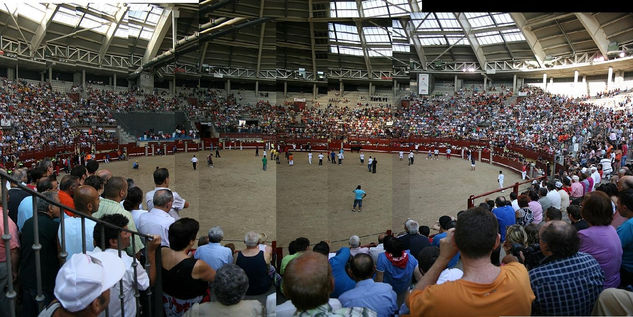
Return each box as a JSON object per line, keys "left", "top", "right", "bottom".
{"left": 467, "top": 175, "right": 547, "bottom": 209}
{"left": 0, "top": 170, "right": 162, "bottom": 317}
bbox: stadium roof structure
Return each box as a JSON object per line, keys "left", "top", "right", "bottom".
{"left": 0, "top": 1, "right": 632, "bottom": 81}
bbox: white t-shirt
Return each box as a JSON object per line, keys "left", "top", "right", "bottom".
{"left": 498, "top": 174, "right": 504, "bottom": 183}
{"left": 191, "top": 157, "right": 198, "bottom": 163}
{"left": 318, "top": 153, "right": 324, "bottom": 160}
{"left": 360, "top": 154, "right": 365, "bottom": 160}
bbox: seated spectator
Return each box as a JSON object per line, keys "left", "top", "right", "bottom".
{"left": 592, "top": 288, "right": 633, "bottom": 315}
{"left": 60, "top": 185, "right": 100, "bottom": 258}
{"left": 515, "top": 194, "right": 533, "bottom": 226}
{"left": 38, "top": 252, "right": 125, "bottom": 316}
{"left": 235, "top": 231, "right": 273, "bottom": 296}
{"left": 406, "top": 207, "right": 534, "bottom": 316}
{"left": 161, "top": 218, "right": 215, "bottom": 317}
{"left": 58, "top": 175, "right": 80, "bottom": 217}
{"left": 376, "top": 235, "right": 421, "bottom": 306}
{"left": 431, "top": 216, "right": 459, "bottom": 268}
{"left": 19, "top": 191, "right": 60, "bottom": 317}
{"left": 70, "top": 165, "right": 88, "bottom": 185}
{"left": 194, "top": 226, "right": 234, "bottom": 270}
{"left": 84, "top": 175, "right": 105, "bottom": 197}
{"left": 398, "top": 219, "right": 430, "bottom": 258}
{"left": 312, "top": 241, "right": 335, "bottom": 259}
{"left": 339, "top": 253, "right": 397, "bottom": 317}
{"left": 526, "top": 221, "right": 604, "bottom": 315}
{"left": 93, "top": 214, "right": 161, "bottom": 317}
{"left": 137, "top": 189, "right": 175, "bottom": 247}
{"left": 282, "top": 251, "right": 376, "bottom": 316}
{"left": 348, "top": 235, "right": 369, "bottom": 256}
{"left": 544, "top": 207, "right": 562, "bottom": 222}
{"left": 369, "top": 233, "right": 386, "bottom": 263}
{"left": 567, "top": 205, "right": 588, "bottom": 231}
{"left": 417, "top": 246, "right": 463, "bottom": 284}
{"left": 198, "top": 264, "right": 263, "bottom": 316}
{"left": 280, "top": 237, "right": 309, "bottom": 275}
{"left": 578, "top": 191, "right": 623, "bottom": 288}
{"left": 86, "top": 160, "right": 99, "bottom": 176}
{"left": 528, "top": 190, "right": 544, "bottom": 224}
{"left": 329, "top": 246, "right": 356, "bottom": 298}
{"left": 0, "top": 198, "right": 19, "bottom": 315}
{"left": 502, "top": 224, "right": 528, "bottom": 259}
{"left": 617, "top": 188, "right": 633, "bottom": 288}
{"left": 122, "top": 186, "right": 147, "bottom": 226}
{"left": 492, "top": 196, "right": 516, "bottom": 242}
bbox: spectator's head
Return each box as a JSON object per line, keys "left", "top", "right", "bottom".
{"left": 454, "top": 207, "right": 499, "bottom": 259}
{"left": 38, "top": 159, "right": 54, "bottom": 177}
{"left": 153, "top": 168, "right": 170, "bottom": 186}
{"left": 59, "top": 175, "right": 80, "bottom": 196}
{"left": 405, "top": 219, "right": 419, "bottom": 234}
{"left": 347, "top": 253, "right": 375, "bottom": 281}
{"left": 93, "top": 214, "right": 130, "bottom": 250}
{"left": 244, "top": 231, "right": 259, "bottom": 248}
{"left": 485, "top": 199, "right": 495, "bottom": 211}
{"left": 417, "top": 246, "right": 440, "bottom": 274}
{"left": 525, "top": 223, "right": 540, "bottom": 245}
{"left": 539, "top": 221, "right": 579, "bottom": 259}
{"left": 495, "top": 196, "right": 507, "bottom": 207}
{"left": 86, "top": 160, "right": 99, "bottom": 175}
{"left": 71, "top": 165, "right": 88, "bottom": 184}
{"left": 504, "top": 224, "right": 528, "bottom": 248}
{"left": 53, "top": 252, "right": 125, "bottom": 314}
{"left": 545, "top": 207, "right": 562, "bottom": 221}
{"left": 528, "top": 190, "right": 539, "bottom": 202}
{"left": 102, "top": 176, "right": 128, "bottom": 201}
{"left": 74, "top": 185, "right": 100, "bottom": 215}
{"left": 96, "top": 169, "right": 112, "bottom": 184}
{"left": 168, "top": 218, "right": 199, "bottom": 251}
{"left": 581, "top": 191, "right": 614, "bottom": 226}
{"left": 313, "top": 241, "right": 330, "bottom": 256}
{"left": 152, "top": 189, "right": 173, "bottom": 211}
{"left": 28, "top": 167, "right": 46, "bottom": 184}
{"left": 208, "top": 226, "right": 224, "bottom": 243}
{"left": 509, "top": 192, "right": 517, "bottom": 201}
{"left": 123, "top": 186, "right": 143, "bottom": 212}
{"left": 618, "top": 175, "right": 633, "bottom": 191}
{"left": 288, "top": 240, "right": 298, "bottom": 255}
{"left": 294, "top": 237, "right": 310, "bottom": 252}
{"left": 439, "top": 215, "right": 454, "bottom": 232}
{"left": 37, "top": 177, "right": 55, "bottom": 193}
{"left": 538, "top": 187, "right": 548, "bottom": 197}
{"left": 282, "top": 251, "right": 332, "bottom": 312}
{"left": 617, "top": 188, "right": 633, "bottom": 219}
{"left": 198, "top": 236, "right": 209, "bottom": 247}
{"left": 419, "top": 226, "right": 430, "bottom": 237}
{"left": 84, "top": 175, "right": 105, "bottom": 196}
{"left": 517, "top": 194, "right": 529, "bottom": 208}
{"left": 37, "top": 191, "right": 61, "bottom": 218}
{"left": 213, "top": 264, "right": 250, "bottom": 306}
{"left": 349, "top": 235, "right": 361, "bottom": 248}
{"left": 596, "top": 182, "right": 619, "bottom": 198}
{"left": 383, "top": 235, "right": 405, "bottom": 257}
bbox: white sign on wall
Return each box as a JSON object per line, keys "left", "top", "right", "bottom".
{"left": 418, "top": 73, "right": 429, "bottom": 95}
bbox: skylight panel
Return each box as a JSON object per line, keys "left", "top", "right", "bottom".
{"left": 363, "top": 0, "right": 389, "bottom": 18}
{"left": 128, "top": 24, "right": 141, "bottom": 38}
{"left": 114, "top": 23, "right": 128, "bottom": 38}
{"left": 332, "top": 23, "right": 361, "bottom": 44}
{"left": 446, "top": 35, "right": 470, "bottom": 45}
{"left": 364, "top": 27, "right": 390, "bottom": 44}
{"left": 476, "top": 31, "right": 503, "bottom": 45}
{"left": 53, "top": 6, "right": 81, "bottom": 27}
{"left": 330, "top": 45, "right": 339, "bottom": 54}
{"left": 465, "top": 13, "right": 495, "bottom": 29}
{"left": 80, "top": 14, "right": 109, "bottom": 34}
{"left": 330, "top": 1, "right": 359, "bottom": 18}
{"left": 128, "top": 4, "right": 149, "bottom": 22}
{"left": 385, "top": 0, "right": 409, "bottom": 16}
{"left": 139, "top": 27, "right": 154, "bottom": 41}
{"left": 418, "top": 35, "right": 447, "bottom": 45}
{"left": 368, "top": 47, "right": 392, "bottom": 57}
{"left": 501, "top": 29, "right": 525, "bottom": 42}
{"left": 393, "top": 43, "right": 410, "bottom": 52}
{"left": 19, "top": 3, "right": 47, "bottom": 23}
{"left": 392, "top": 20, "right": 407, "bottom": 40}
{"left": 338, "top": 46, "right": 364, "bottom": 56}
{"left": 436, "top": 13, "right": 461, "bottom": 30}
{"left": 418, "top": 17, "right": 440, "bottom": 30}
{"left": 90, "top": 3, "right": 119, "bottom": 16}
{"left": 492, "top": 13, "right": 514, "bottom": 26}
{"left": 146, "top": 12, "right": 161, "bottom": 25}
{"left": 0, "top": 2, "right": 17, "bottom": 14}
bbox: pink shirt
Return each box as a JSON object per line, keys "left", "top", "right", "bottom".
{"left": 571, "top": 182, "right": 584, "bottom": 198}
{"left": 0, "top": 209, "right": 20, "bottom": 262}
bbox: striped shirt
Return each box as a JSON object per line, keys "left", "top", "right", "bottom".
{"left": 93, "top": 198, "right": 145, "bottom": 255}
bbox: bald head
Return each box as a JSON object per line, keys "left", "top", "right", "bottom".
{"left": 348, "top": 253, "right": 375, "bottom": 281}
{"left": 73, "top": 185, "right": 100, "bottom": 215}
{"left": 96, "top": 169, "right": 113, "bottom": 183}
{"left": 282, "top": 251, "right": 332, "bottom": 311}
{"left": 539, "top": 220, "right": 579, "bottom": 259}
{"left": 619, "top": 175, "right": 633, "bottom": 191}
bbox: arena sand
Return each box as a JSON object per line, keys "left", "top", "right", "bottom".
{"left": 106, "top": 150, "right": 523, "bottom": 252}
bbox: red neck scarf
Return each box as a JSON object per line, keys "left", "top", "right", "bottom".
{"left": 385, "top": 250, "right": 409, "bottom": 269}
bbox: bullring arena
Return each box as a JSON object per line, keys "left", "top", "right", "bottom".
{"left": 1, "top": 2, "right": 633, "bottom": 317}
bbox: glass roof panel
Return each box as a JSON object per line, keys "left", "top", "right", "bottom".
{"left": 501, "top": 29, "right": 525, "bottom": 42}
{"left": 330, "top": 45, "right": 339, "bottom": 54}
{"left": 79, "top": 14, "right": 109, "bottom": 34}
{"left": 418, "top": 35, "right": 447, "bottom": 45}
{"left": 466, "top": 12, "right": 495, "bottom": 29}
{"left": 476, "top": 31, "right": 504, "bottom": 45}
{"left": 0, "top": 2, "right": 17, "bottom": 14}
{"left": 446, "top": 35, "right": 470, "bottom": 45}
{"left": 364, "top": 27, "right": 390, "bottom": 44}
{"left": 128, "top": 24, "right": 141, "bottom": 38}
{"left": 435, "top": 12, "right": 461, "bottom": 30}
{"left": 491, "top": 13, "right": 514, "bottom": 26}
{"left": 128, "top": 3, "right": 150, "bottom": 22}
{"left": 363, "top": 0, "right": 390, "bottom": 18}
{"left": 19, "top": 3, "right": 47, "bottom": 23}
{"left": 114, "top": 23, "right": 128, "bottom": 38}
{"left": 52, "top": 6, "right": 81, "bottom": 27}
{"left": 330, "top": 1, "right": 359, "bottom": 18}
{"left": 330, "top": 23, "right": 361, "bottom": 44}
{"left": 392, "top": 20, "right": 407, "bottom": 40}
{"left": 393, "top": 43, "right": 410, "bottom": 52}
{"left": 89, "top": 3, "right": 119, "bottom": 16}
{"left": 139, "top": 27, "right": 154, "bottom": 40}
{"left": 384, "top": 0, "right": 409, "bottom": 16}
{"left": 146, "top": 12, "right": 161, "bottom": 24}
{"left": 368, "top": 47, "right": 392, "bottom": 57}
{"left": 338, "top": 46, "right": 364, "bottom": 56}
{"left": 418, "top": 15, "right": 440, "bottom": 30}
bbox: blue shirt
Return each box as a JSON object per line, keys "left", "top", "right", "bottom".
{"left": 17, "top": 196, "right": 35, "bottom": 231}
{"left": 492, "top": 205, "right": 516, "bottom": 241}
{"left": 193, "top": 242, "right": 234, "bottom": 270}
{"left": 354, "top": 190, "right": 366, "bottom": 200}
{"left": 376, "top": 250, "right": 418, "bottom": 294}
{"left": 329, "top": 248, "right": 356, "bottom": 298}
{"left": 431, "top": 233, "right": 460, "bottom": 268}
{"left": 339, "top": 279, "right": 397, "bottom": 317}
{"left": 529, "top": 252, "right": 604, "bottom": 316}
{"left": 617, "top": 217, "right": 633, "bottom": 272}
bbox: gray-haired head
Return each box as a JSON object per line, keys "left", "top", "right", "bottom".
{"left": 208, "top": 226, "right": 224, "bottom": 243}
{"left": 153, "top": 189, "right": 173, "bottom": 208}
{"left": 244, "top": 231, "right": 259, "bottom": 247}
{"left": 349, "top": 235, "right": 360, "bottom": 248}
{"left": 405, "top": 219, "right": 419, "bottom": 234}
{"left": 37, "top": 191, "right": 59, "bottom": 213}
{"left": 213, "top": 264, "right": 249, "bottom": 306}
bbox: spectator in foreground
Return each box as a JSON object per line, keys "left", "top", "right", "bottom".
{"left": 60, "top": 185, "right": 100, "bottom": 258}
{"left": 282, "top": 251, "right": 376, "bottom": 316}
{"left": 616, "top": 188, "right": 633, "bottom": 288}
{"left": 137, "top": 189, "right": 175, "bottom": 247}
{"left": 348, "top": 235, "right": 369, "bottom": 256}
{"left": 592, "top": 288, "right": 633, "bottom": 315}
{"left": 578, "top": 191, "right": 623, "bottom": 288}
{"left": 235, "top": 231, "right": 273, "bottom": 297}
{"left": 0, "top": 197, "right": 19, "bottom": 315}
{"left": 161, "top": 218, "right": 216, "bottom": 317}
{"left": 339, "top": 253, "right": 397, "bottom": 317}
{"left": 194, "top": 226, "right": 234, "bottom": 270}
{"left": 198, "top": 264, "right": 263, "bottom": 316}
{"left": 37, "top": 252, "right": 125, "bottom": 316}
{"left": 398, "top": 219, "right": 430, "bottom": 258}
{"left": 376, "top": 235, "right": 421, "bottom": 306}
{"left": 406, "top": 207, "right": 534, "bottom": 316}
{"left": 526, "top": 221, "right": 604, "bottom": 315}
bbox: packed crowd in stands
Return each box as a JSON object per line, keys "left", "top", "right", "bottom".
{"left": 3, "top": 151, "right": 633, "bottom": 316}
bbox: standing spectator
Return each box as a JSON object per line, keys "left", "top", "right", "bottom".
{"left": 491, "top": 196, "right": 516, "bottom": 242}
{"left": 0, "top": 202, "right": 19, "bottom": 315}
{"left": 137, "top": 189, "right": 176, "bottom": 247}
{"left": 369, "top": 233, "right": 386, "bottom": 263}
{"left": 567, "top": 205, "right": 589, "bottom": 231}
{"left": 198, "top": 264, "right": 263, "bottom": 316}
{"left": 527, "top": 221, "right": 604, "bottom": 315}
{"left": 616, "top": 188, "right": 633, "bottom": 288}
{"left": 375, "top": 235, "right": 421, "bottom": 306}
{"left": 161, "top": 218, "right": 216, "bottom": 317}
{"left": 406, "top": 207, "right": 534, "bottom": 316}
{"left": 194, "top": 226, "right": 234, "bottom": 270}
{"left": 57, "top": 175, "right": 80, "bottom": 218}
{"left": 528, "top": 190, "right": 544, "bottom": 224}
{"left": 348, "top": 235, "right": 369, "bottom": 256}
{"left": 546, "top": 182, "right": 562, "bottom": 210}
{"left": 145, "top": 168, "right": 188, "bottom": 219}
{"left": 431, "top": 216, "right": 460, "bottom": 268}
{"left": 352, "top": 185, "right": 366, "bottom": 213}
{"left": 398, "top": 219, "right": 430, "bottom": 259}
{"left": 60, "top": 185, "right": 100, "bottom": 258}
{"left": 339, "top": 253, "right": 397, "bottom": 317}
{"left": 19, "top": 191, "right": 60, "bottom": 317}
{"left": 235, "top": 231, "right": 273, "bottom": 297}
{"left": 7, "top": 168, "right": 29, "bottom": 223}
{"left": 328, "top": 246, "right": 356, "bottom": 298}
{"left": 578, "top": 191, "right": 623, "bottom": 288}
{"left": 17, "top": 177, "right": 56, "bottom": 231}
{"left": 191, "top": 155, "right": 198, "bottom": 170}
{"left": 122, "top": 186, "right": 147, "bottom": 227}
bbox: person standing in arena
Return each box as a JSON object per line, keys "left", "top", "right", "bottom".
{"left": 262, "top": 155, "right": 267, "bottom": 171}
{"left": 352, "top": 185, "right": 367, "bottom": 212}
{"left": 191, "top": 155, "right": 198, "bottom": 170}
{"left": 446, "top": 148, "right": 451, "bottom": 159}
{"left": 318, "top": 152, "right": 324, "bottom": 165}
{"left": 360, "top": 152, "right": 365, "bottom": 165}
{"left": 399, "top": 151, "right": 404, "bottom": 161}
{"left": 368, "top": 156, "right": 373, "bottom": 172}
{"left": 434, "top": 148, "right": 439, "bottom": 160}
{"left": 372, "top": 158, "right": 377, "bottom": 174}
{"left": 308, "top": 151, "right": 313, "bottom": 165}
{"left": 498, "top": 171, "right": 505, "bottom": 192}
{"left": 471, "top": 154, "right": 476, "bottom": 171}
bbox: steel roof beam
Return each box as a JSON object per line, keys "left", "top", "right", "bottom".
{"left": 143, "top": 8, "right": 172, "bottom": 63}
{"left": 454, "top": 12, "right": 487, "bottom": 71}
{"left": 99, "top": 4, "right": 128, "bottom": 61}
{"left": 510, "top": 12, "right": 546, "bottom": 68}
{"left": 575, "top": 12, "right": 610, "bottom": 59}
{"left": 30, "top": 3, "right": 59, "bottom": 55}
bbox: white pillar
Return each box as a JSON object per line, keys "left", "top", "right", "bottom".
{"left": 582, "top": 75, "right": 588, "bottom": 96}
{"left": 455, "top": 75, "right": 459, "bottom": 93}
{"left": 255, "top": 81, "right": 259, "bottom": 96}
{"left": 82, "top": 69, "right": 86, "bottom": 91}
{"left": 313, "top": 83, "right": 317, "bottom": 100}
{"left": 172, "top": 9, "right": 178, "bottom": 50}
{"left": 113, "top": 73, "right": 117, "bottom": 88}
{"left": 483, "top": 77, "right": 488, "bottom": 91}
{"left": 607, "top": 66, "right": 613, "bottom": 90}
{"left": 543, "top": 73, "right": 547, "bottom": 91}
{"left": 283, "top": 81, "right": 287, "bottom": 97}
{"left": 512, "top": 74, "right": 517, "bottom": 92}
{"left": 339, "top": 79, "right": 343, "bottom": 96}
{"left": 574, "top": 70, "right": 579, "bottom": 84}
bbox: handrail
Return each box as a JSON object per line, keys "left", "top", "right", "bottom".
{"left": 467, "top": 175, "right": 547, "bottom": 208}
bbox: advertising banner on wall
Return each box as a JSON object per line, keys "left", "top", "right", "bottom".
{"left": 418, "top": 73, "right": 429, "bottom": 95}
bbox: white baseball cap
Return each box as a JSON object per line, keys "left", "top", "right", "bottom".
{"left": 54, "top": 252, "right": 126, "bottom": 312}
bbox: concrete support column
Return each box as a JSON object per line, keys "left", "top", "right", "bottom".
{"left": 512, "top": 74, "right": 517, "bottom": 92}
{"left": 549, "top": 77, "right": 553, "bottom": 88}
{"left": 543, "top": 73, "right": 547, "bottom": 91}
{"left": 113, "top": 73, "right": 117, "bottom": 88}
{"left": 15, "top": 63, "right": 19, "bottom": 80}
{"left": 483, "top": 77, "right": 488, "bottom": 91}
{"left": 151, "top": 144, "right": 155, "bottom": 156}
{"left": 40, "top": 72, "right": 44, "bottom": 82}
{"left": 163, "top": 144, "right": 167, "bottom": 155}
{"left": 574, "top": 70, "right": 579, "bottom": 84}
{"left": 313, "top": 83, "right": 317, "bottom": 100}
{"left": 454, "top": 75, "right": 458, "bottom": 93}
{"left": 283, "top": 81, "right": 287, "bottom": 97}
{"left": 7, "top": 67, "right": 14, "bottom": 80}
{"left": 172, "top": 77, "right": 176, "bottom": 96}
{"left": 393, "top": 79, "right": 397, "bottom": 96}
{"left": 168, "top": 80, "right": 174, "bottom": 94}
{"left": 478, "top": 149, "right": 482, "bottom": 162}
{"left": 109, "top": 76, "right": 112, "bottom": 87}
{"left": 226, "top": 79, "right": 231, "bottom": 96}
{"left": 607, "top": 66, "right": 613, "bottom": 90}
{"left": 172, "top": 9, "right": 178, "bottom": 50}
{"left": 255, "top": 81, "right": 259, "bottom": 96}
{"left": 144, "top": 145, "right": 148, "bottom": 156}
{"left": 582, "top": 75, "right": 588, "bottom": 96}
{"left": 368, "top": 82, "right": 373, "bottom": 96}
{"left": 339, "top": 79, "right": 343, "bottom": 96}
{"left": 185, "top": 142, "right": 188, "bottom": 152}
{"left": 82, "top": 69, "right": 86, "bottom": 91}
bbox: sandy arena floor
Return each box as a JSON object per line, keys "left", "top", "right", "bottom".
{"left": 105, "top": 150, "right": 523, "bottom": 251}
